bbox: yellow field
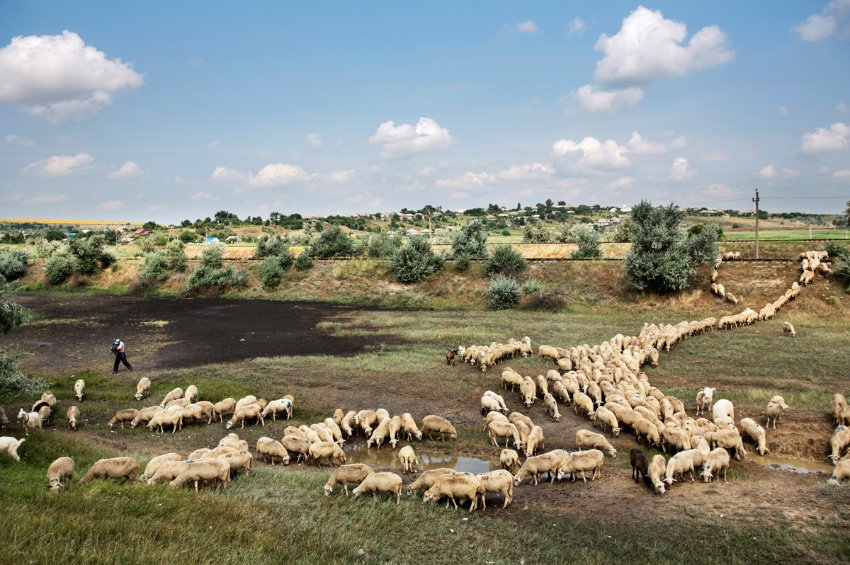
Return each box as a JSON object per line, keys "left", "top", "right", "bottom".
{"left": 0, "top": 218, "right": 135, "bottom": 226}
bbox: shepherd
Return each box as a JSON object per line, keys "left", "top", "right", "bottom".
{"left": 111, "top": 338, "right": 133, "bottom": 373}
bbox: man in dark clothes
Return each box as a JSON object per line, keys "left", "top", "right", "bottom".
{"left": 112, "top": 338, "right": 133, "bottom": 373}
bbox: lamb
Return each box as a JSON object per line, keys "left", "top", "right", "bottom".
{"left": 398, "top": 445, "right": 418, "bottom": 473}
{"left": 213, "top": 398, "right": 236, "bottom": 423}
{"left": 324, "top": 463, "right": 374, "bottom": 496}
{"left": 829, "top": 427, "right": 850, "bottom": 464}
{"left": 783, "top": 322, "right": 796, "bottom": 337}
{"left": 664, "top": 450, "right": 698, "bottom": 485}
{"left": 0, "top": 436, "right": 25, "bottom": 462}
{"left": 476, "top": 469, "right": 514, "bottom": 509}
{"left": 421, "top": 415, "right": 457, "bottom": 441}
{"left": 712, "top": 428, "right": 747, "bottom": 460}
{"left": 712, "top": 399, "right": 735, "bottom": 422}
{"left": 147, "top": 460, "right": 192, "bottom": 484}
{"left": 170, "top": 459, "right": 231, "bottom": 492}
{"left": 130, "top": 405, "right": 163, "bottom": 428}
{"left": 134, "top": 377, "right": 151, "bottom": 401}
{"left": 423, "top": 474, "right": 480, "bottom": 512}
{"left": 575, "top": 429, "right": 616, "bottom": 458}
{"left": 593, "top": 406, "right": 620, "bottom": 436}
{"left": 187, "top": 401, "right": 215, "bottom": 425}
{"left": 500, "top": 449, "right": 520, "bottom": 473}
{"left": 556, "top": 449, "right": 605, "bottom": 482}
{"left": 481, "top": 395, "right": 502, "bottom": 415}
{"left": 487, "top": 420, "right": 521, "bottom": 449}
{"left": 16, "top": 409, "right": 42, "bottom": 435}
{"left": 184, "top": 384, "right": 199, "bottom": 403}
{"left": 701, "top": 447, "right": 731, "bottom": 482}
{"left": 159, "top": 387, "right": 184, "bottom": 408}
{"left": 696, "top": 387, "right": 716, "bottom": 416}
{"left": 832, "top": 394, "right": 848, "bottom": 425}
{"left": 47, "top": 456, "right": 74, "bottom": 491}
{"left": 74, "top": 378, "right": 85, "bottom": 402}
{"left": 78, "top": 457, "right": 139, "bottom": 483}
{"left": 107, "top": 408, "right": 138, "bottom": 429}
{"left": 141, "top": 452, "right": 184, "bottom": 480}
{"left": 648, "top": 454, "right": 667, "bottom": 494}
{"left": 308, "top": 441, "right": 346, "bottom": 467}
{"left": 352, "top": 471, "right": 403, "bottom": 505}
{"left": 261, "top": 398, "right": 293, "bottom": 422}
{"left": 525, "top": 425, "right": 545, "bottom": 457}
{"left": 66, "top": 405, "right": 80, "bottom": 430}
{"left": 407, "top": 468, "right": 459, "bottom": 496}
{"left": 445, "top": 348, "right": 457, "bottom": 365}
{"left": 147, "top": 408, "right": 183, "bottom": 434}
{"left": 514, "top": 450, "right": 568, "bottom": 486}
{"left": 765, "top": 396, "right": 790, "bottom": 429}
{"left": 831, "top": 458, "right": 850, "bottom": 483}
{"left": 256, "top": 437, "right": 290, "bottom": 466}
{"left": 226, "top": 403, "right": 264, "bottom": 429}
{"left": 630, "top": 448, "right": 648, "bottom": 483}
{"left": 543, "top": 392, "right": 561, "bottom": 422}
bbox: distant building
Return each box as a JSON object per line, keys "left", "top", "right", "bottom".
{"left": 132, "top": 228, "right": 150, "bottom": 236}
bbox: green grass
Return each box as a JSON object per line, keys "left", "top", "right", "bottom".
{"left": 725, "top": 229, "right": 849, "bottom": 241}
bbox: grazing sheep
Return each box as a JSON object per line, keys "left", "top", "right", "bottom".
{"left": 324, "top": 418, "right": 346, "bottom": 445}
{"left": 829, "top": 427, "right": 850, "bottom": 464}
{"left": 664, "top": 449, "right": 698, "bottom": 486}
{"left": 226, "top": 404, "right": 264, "bottom": 429}
{"left": 765, "top": 396, "right": 790, "bottom": 429}
{"left": 367, "top": 417, "right": 392, "bottom": 449}
{"left": 572, "top": 392, "right": 595, "bottom": 419}
{"left": 141, "top": 453, "right": 183, "bottom": 480}
{"left": 256, "top": 437, "right": 290, "bottom": 466}
{"left": 832, "top": 394, "right": 848, "bottom": 425}
{"left": 184, "top": 385, "right": 199, "bottom": 404}
{"left": 281, "top": 435, "right": 312, "bottom": 463}
{"left": 538, "top": 345, "right": 560, "bottom": 362}
{"left": 159, "top": 387, "right": 184, "bottom": 408}
{"left": 831, "top": 458, "right": 850, "bottom": 483}
{"left": 213, "top": 398, "right": 237, "bottom": 423}
{"left": 400, "top": 413, "right": 422, "bottom": 441}
{"left": 783, "top": 322, "right": 796, "bottom": 337}
{"left": 134, "top": 377, "right": 151, "bottom": 401}
{"left": 188, "top": 401, "right": 215, "bottom": 425}
{"left": 476, "top": 469, "right": 514, "bottom": 509}
{"left": 147, "top": 408, "right": 183, "bottom": 434}
{"left": 501, "top": 369, "right": 523, "bottom": 392}
{"left": 543, "top": 393, "right": 561, "bottom": 422}
{"left": 519, "top": 377, "right": 536, "bottom": 408}
{"left": 165, "top": 398, "right": 191, "bottom": 409}
{"left": 508, "top": 411, "right": 534, "bottom": 430}
{"left": 47, "top": 456, "right": 74, "bottom": 490}
{"left": 593, "top": 406, "right": 620, "bottom": 436}
{"left": 130, "top": 405, "right": 163, "bottom": 428}
{"left": 514, "top": 450, "right": 568, "bottom": 486}
{"left": 398, "top": 445, "right": 418, "bottom": 474}
{"left": 701, "top": 448, "right": 731, "bottom": 483}
{"left": 483, "top": 390, "right": 509, "bottom": 413}
{"left": 630, "top": 448, "right": 648, "bottom": 483}
{"left": 340, "top": 410, "right": 357, "bottom": 438}
{"left": 648, "top": 454, "right": 667, "bottom": 494}
{"left": 261, "top": 398, "right": 293, "bottom": 422}
{"left": 576, "top": 429, "right": 616, "bottom": 458}
{"left": 324, "top": 463, "right": 374, "bottom": 496}
{"left": 423, "top": 474, "right": 480, "bottom": 512}
{"left": 483, "top": 411, "right": 508, "bottom": 432}
{"left": 839, "top": 406, "right": 850, "bottom": 427}
{"left": 487, "top": 420, "right": 521, "bottom": 450}
{"left": 696, "top": 387, "right": 716, "bottom": 416}
{"left": 0, "top": 436, "right": 25, "bottom": 462}
{"left": 352, "top": 471, "right": 403, "bottom": 505}
{"left": 66, "top": 406, "right": 80, "bottom": 430}
{"left": 147, "top": 460, "right": 192, "bottom": 484}
{"left": 524, "top": 426, "right": 545, "bottom": 457}
{"left": 79, "top": 457, "right": 139, "bottom": 483}
{"left": 221, "top": 450, "right": 253, "bottom": 478}
{"left": 170, "top": 459, "right": 230, "bottom": 492}
{"left": 712, "top": 428, "right": 747, "bottom": 461}
{"left": 16, "top": 409, "right": 42, "bottom": 435}
{"left": 308, "top": 441, "right": 346, "bottom": 467}
{"left": 712, "top": 399, "right": 735, "bottom": 422}
{"left": 557, "top": 449, "right": 605, "bottom": 482}
{"left": 407, "top": 468, "right": 458, "bottom": 496}
{"left": 74, "top": 379, "right": 85, "bottom": 402}
{"left": 634, "top": 418, "right": 663, "bottom": 448}
{"left": 421, "top": 415, "right": 457, "bottom": 441}
{"left": 500, "top": 449, "right": 520, "bottom": 474}
{"left": 107, "top": 408, "right": 138, "bottom": 430}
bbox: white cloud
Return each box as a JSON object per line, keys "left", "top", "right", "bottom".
{"left": 552, "top": 136, "right": 630, "bottom": 172}
{"left": 4, "top": 134, "right": 35, "bottom": 147}
{"left": 496, "top": 163, "right": 555, "bottom": 182}
{"left": 191, "top": 191, "right": 216, "bottom": 201}
{"left": 516, "top": 20, "right": 539, "bottom": 33}
{"left": 838, "top": 102, "right": 849, "bottom": 114}
{"left": 834, "top": 169, "right": 850, "bottom": 177}
{"left": 777, "top": 106, "right": 790, "bottom": 116}
{"left": 794, "top": 13, "right": 837, "bottom": 41}
{"left": 22, "top": 152, "right": 93, "bottom": 176}
{"left": 0, "top": 30, "right": 143, "bottom": 122}
{"left": 210, "top": 166, "right": 249, "bottom": 183}
{"left": 248, "top": 163, "right": 312, "bottom": 187}
{"left": 97, "top": 200, "right": 125, "bottom": 211}
{"left": 669, "top": 157, "right": 695, "bottom": 181}
{"left": 608, "top": 176, "right": 635, "bottom": 189}
{"left": 593, "top": 6, "right": 734, "bottom": 86}
{"left": 305, "top": 132, "right": 323, "bottom": 148}
{"left": 369, "top": 117, "right": 453, "bottom": 159}
{"left": 705, "top": 183, "right": 739, "bottom": 197}
{"left": 782, "top": 168, "right": 801, "bottom": 177}
{"left": 626, "top": 131, "right": 684, "bottom": 154}
{"left": 25, "top": 194, "right": 67, "bottom": 205}
{"left": 801, "top": 122, "right": 850, "bottom": 153}
{"left": 759, "top": 165, "right": 777, "bottom": 179}
{"left": 569, "top": 18, "right": 585, "bottom": 34}
{"left": 108, "top": 160, "right": 141, "bottom": 179}
{"left": 207, "top": 139, "right": 219, "bottom": 149}
{"left": 325, "top": 169, "right": 355, "bottom": 183}
{"left": 435, "top": 172, "right": 496, "bottom": 190}
{"left": 574, "top": 84, "right": 644, "bottom": 112}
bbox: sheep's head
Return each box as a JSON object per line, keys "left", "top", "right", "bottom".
{"left": 653, "top": 479, "right": 666, "bottom": 494}
{"left": 449, "top": 432, "right": 457, "bottom": 440}
{"left": 225, "top": 420, "right": 234, "bottom": 430}
{"left": 612, "top": 427, "right": 621, "bottom": 437}
{"left": 323, "top": 484, "right": 333, "bottom": 496}
{"left": 49, "top": 479, "right": 63, "bottom": 491}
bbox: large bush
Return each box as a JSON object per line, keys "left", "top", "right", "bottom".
{"left": 824, "top": 241, "right": 849, "bottom": 262}
{"left": 310, "top": 225, "right": 354, "bottom": 258}
{"left": 68, "top": 234, "right": 109, "bottom": 275}
{"left": 183, "top": 265, "right": 247, "bottom": 295}
{"left": 523, "top": 224, "right": 552, "bottom": 243}
{"left": 485, "top": 245, "right": 527, "bottom": 277}
{"left": 199, "top": 244, "right": 225, "bottom": 269}
{"left": 45, "top": 255, "right": 73, "bottom": 285}
{"left": 391, "top": 236, "right": 445, "bottom": 284}
{"left": 293, "top": 252, "right": 313, "bottom": 270}
{"left": 828, "top": 242, "right": 850, "bottom": 289}
{"left": 0, "top": 283, "right": 25, "bottom": 334}
{"left": 367, "top": 231, "right": 403, "bottom": 259}
{"left": 259, "top": 257, "right": 285, "bottom": 289}
{"left": 138, "top": 251, "right": 170, "bottom": 288}
{"left": 487, "top": 274, "right": 521, "bottom": 309}
{"left": 571, "top": 228, "right": 602, "bottom": 259}
{"left": 451, "top": 220, "right": 488, "bottom": 259}
{"left": 254, "top": 234, "right": 290, "bottom": 259}
{"left": 0, "top": 348, "right": 48, "bottom": 397}
{"left": 0, "top": 249, "right": 30, "bottom": 282}
{"left": 165, "top": 240, "right": 188, "bottom": 272}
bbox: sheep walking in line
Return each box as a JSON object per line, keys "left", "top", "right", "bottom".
{"left": 107, "top": 409, "right": 138, "bottom": 430}
{"left": 576, "top": 430, "right": 616, "bottom": 458}
{"left": 47, "top": 456, "right": 74, "bottom": 490}
{"left": 0, "top": 436, "right": 25, "bottom": 462}
{"left": 557, "top": 450, "right": 605, "bottom": 482}
{"left": 648, "top": 454, "right": 667, "bottom": 494}
{"left": 159, "top": 387, "right": 184, "bottom": 408}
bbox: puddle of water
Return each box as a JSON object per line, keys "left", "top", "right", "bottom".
{"left": 343, "top": 442, "right": 497, "bottom": 473}
{"left": 748, "top": 454, "right": 834, "bottom": 476}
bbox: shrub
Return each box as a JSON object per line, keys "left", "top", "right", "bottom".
{"left": 485, "top": 245, "right": 527, "bottom": 277}
{"left": 391, "top": 236, "right": 445, "bottom": 283}
{"left": 453, "top": 255, "right": 471, "bottom": 272}
{"left": 138, "top": 251, "right": 170, "bottom": 288}
{"left": 293, "top": 252, "right": 313, "bottom": 270}
{"left": 681, "top": 224, "right": 723, "bottom": 265}
{"left": 367, "top": 231, "right": 402, "bottom": 259}
{"left": 0, "top": 249, "right": 30, "bottom": 281}
{"left": 259, "top": 256, "right": 285, "bottom": 289}
{"left": 522, "top": 279, "right": 543, "bottom": 294}
{"left": 522, "top": 289, "right": 566, "bottom": 311}
{"left": 254, "top": 234, "right": 290, "bottom": 259}
{"left": 165, "top": 240, "right": 188, "bottom": 272}
{"left": 45, "top": 255, "right": 72, "bottom": 285}
{"left": 309, "top": 225, "right": 354, "bottom": 258}
{"left": 451, "top": 220, "right": 488, "bottom": 259}
{"left": 199, "top": 244, "right": 225, "bottom": 269}
{"left": 69, "top": 235, "right": 106, "bottom": 275}
{"left": 183, "top": 264, "right": 248, "bottom": 295}
{"left": 824, "top": 241, "right": 850, "bottom": 262}
{"left": 179, "top": 231, "right": 198, "bottom": 244}
{"left": 99, "top": 251, "right": 116, "bottom": 269}
{"left": 487, "top": 275, "right": 520, "bottom": 309}
{"left": 523, "top": 224, "right": 551, "bottom": 243}
{"left": 0, "top": 283, "right": 26, "bottom": 334}
{"left": 0, "top": 348, "right": 48, "bottom": 397}
{"left": 571, "top": 228, "right": 602, "bottom": 259}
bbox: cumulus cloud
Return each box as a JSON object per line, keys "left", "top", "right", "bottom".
{"left": 434, "top": 163, "right": 555, "bottom": 190}
{"left": 759, "top": 165, "right": 777, "bottom": 179}
{"left": 569, "top": 18, "right": 585, "bottom": 35}
{"left": 248, "top": 163, "right": 312, "bottom": 187}
{"left": 793, "top": 1, "right": 850, "bottom": 41}
{"left": 325, "top": 169, "right": 355, "bottom": 183}
{"left": 22, "top": 153, "right": 93, "bottom": 176}
{"left": 108, "top": 160, "right": 141, "bottom": 179}
{"left": 4, "top": 134, "right": 35, "bottom": 147}
{"left": 833, "top": 169, "right": 850, "bottom": 177}
{"left": 496, "top": 163, "right": 555, "bottom": 182}
{"left": 608, "top": 176, "right": 635, "bottom": 189}
{"left": 593, "top": 6, "right": 734, "bottom": 86}
{"left": 369, "top": 117, "right": 453, "bottom": 159}
{"left": 210, "top": 166, "right": 249, "bottom": 183}
{"left": 574, "top": 84, "right": 644, "bottom": 112}
{"left": 801, "top": 122, "right": 849, "bottom": 153}
{"left": 705, "top": 183, "right": 739, "bottom": 197}
{"left": 191, "top": 191, "right": 216, "bottom": 201}
{"left": 97, "top": 200, "right": 125, "bottom": 210}
{"left": 669, "top": 157, "right": 695, "bottom": 181}
{"left": 627, "top": 131, "right": 685, "bottom": 154}
{"left": 435, "top": 172, "right": 496, "bottom": 190}
{"left": 517, "top": 20, "right": 539, "bottom": 33}
{"left": 0, "top": 30, "right": 143, "bottom": 122}
{"left": 25, "top": 194, "right": 67, "bottom": 205}
{"left": 305, "top": 132, "right": 323, "bottom": 148}
{"left": 552, "top": 136, "right": 630, "bottom": 172}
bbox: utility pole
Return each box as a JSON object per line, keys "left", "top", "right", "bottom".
{"left": 752, "top": 189, "right": 760, "bottom": 259}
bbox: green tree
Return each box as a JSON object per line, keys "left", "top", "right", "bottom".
{"left": 485, "top": 245, "right": 527, "bottom": 277}
{"left": 391, "top": 237, "right": 445, "bottom": 283}
{"left": 309, "top": 225, "right": 354, "bottom": 258}
{"left": 451, "top": 220, "right": 488, "bottom": 259}
{"left": 571, "top": 228, "right": 602, "bottom": 259}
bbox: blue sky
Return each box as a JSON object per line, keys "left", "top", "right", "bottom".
{"left": 1, "top": 1, "right": 849, "bottom": 223}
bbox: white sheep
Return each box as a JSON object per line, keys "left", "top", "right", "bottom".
{"left": 407, "top": 468, "right": 459, "bottom": 496}
{"left": 593, "top": 406, "right": 620, "bottom": 436}
{"left": 147, "top": 408, "right": 183, "bottom": 434}
{"left": 47, "top": 456, "right": 74, "bottom": 490}
{"left": 765, "top": 395, "right": 790, "bottom": 429}
{"left": 501, "top": 369, "right": 523, "bottom": 392}
{"left": 739, "top": 418, "right": 769, "bottom": 455}
{"left": 524, "top": 425, "right": 545, "bottom": 457}
{"left": 159, "top": 387, "right": 184, "bottom": 408}
{"left": 107, "top": 408, "right": 138, "bottom": 429}
{"left": 0, "top": 436, "right": 25, "bottom": 462}
{"left": 832, "top": 394, "right": 848, "bottom": 425}
{"left": 696, "top": 387, "right": 716, "bottom": 416}
{"left": 400, "top": 413, "right": 422, "bottom": 441}
{"left": 261, "top": 398, "right": 293, "bottom": 422}
{"left": 134, "top": 377, "right": 151, "bottom": 401}
{"left": 487, "top": 420, "right": 521, "bottom": 450}
{"left": 16, "top": 409, "right": 42, "bottom": 435}
{"left": 572, "top": 392, "right": 595, "bottom": 418}
{"left": 831, "top": 458, "right": 850, "bottom": 483}
{"left": 184, "top": 384, "right": 199, "bottom": 403}
{"left": 556, "top": 449, "right": 605, "bottom": 482}
{"left": 74, "top": 378, "right": 85, "bottom": 402}
{"left": 423, "top": 474, "right": 480, "bottom": 512}
{"left": 308, "top": 441, "right": 346, "bottom": 467}
{"left": 79, "top": 457, "right": 139, "bottom": 483}
{"left": 514, "top": 450, "right": 568, "bottom": 486}
{"left": 398, "top": 445, "right": 418, "bottom": 473}
{"left": 170, "top": 458, "right": 230, "bottom": 492}
{"left": 281, "top": 435, "right": 311, "bottom": 463}
{"left": 421, "top": 415, "right": 457, "bottom": 441}
{"left": 226, "top": 404, "right": 264, "bottom": 429}
{"left": 712, "top": 428, "right": 747, "bottom": 461}
{"left": 221, "top": 450, "right": 253, "bottom": 478}
{"left": 648, "top": 454, "right": 667, "bottom": 494}
{"left": 500, "top": 449, "right": 520, "bottom": 473}
{"left": 352, "top": 471, "right": 403, "bottom": 505}
{"left": 256, "top": 437, "right": 290, "bottom": 466}
{"left": 575, "top": 429, "right": 616, "bottom": 458}
{"left": 146, "top": 460, "right": 192, "bottom": 484}
{"left": 66, "top": 406, "right": 80, "bottom": 430}
{"left": 829, "top": 427, "right": 850, "bottom": 464}
{"left": 700, "top": 448, "right": 731, "bottom": 483}
{"left": 543, "top": 392, "right": 561, "bottom": 422}
{"left": 712, "top": 399, "right": 735, "bottom": 422}
{"left": 483, "top": 390, "right": 508, "bottom": 413}
{"left": 783, "top": 322, "right": 796, "bottom": 337}
{"left": 324, "top": 463, "right": 374, "bottom": 496}
{"left": 476, "top": 469, "right": 514, "bottom": 509}
{"left": 367, "top": 417, "right": 392, "bottom": 449}
{"left": 519, "top": 377, "right": 536, "bottom": 408}
{"left": 664, "top": 449, "right": 698, "bottom": 485}
{"left": 141, "top": 452, "right": 184, "bottom": 480}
